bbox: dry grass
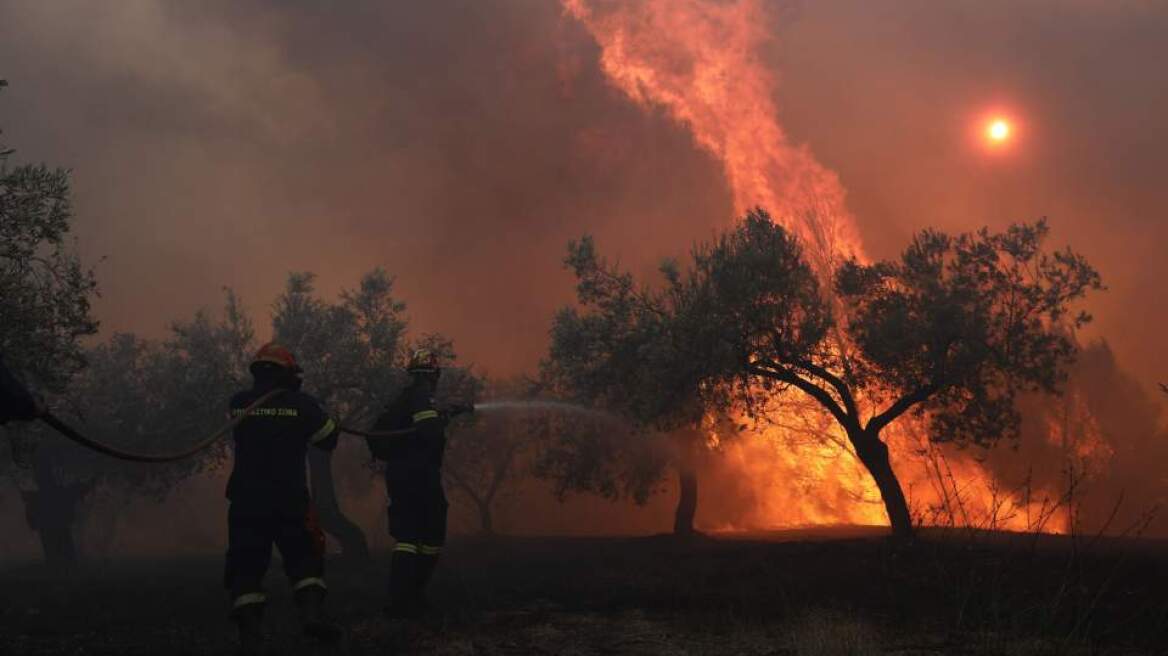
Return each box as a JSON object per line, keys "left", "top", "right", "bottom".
{"left": 2, "top": 531, "right": 1165, "bottom": 654}
{"left": 786, "top": 611, "right": 882, "bottom": 656}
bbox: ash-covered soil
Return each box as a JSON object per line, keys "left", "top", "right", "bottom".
{"left": 2, "top": 528, "right": 1165, "bottom": 655}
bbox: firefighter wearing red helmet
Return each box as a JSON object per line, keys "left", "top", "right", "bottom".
{"left": 224, "top": 343, "right": 342, "bottom": 654}
{"left": 367, "top": 348, "right": 450, "bottom": 618}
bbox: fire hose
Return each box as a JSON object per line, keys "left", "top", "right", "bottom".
{"left": 336, "top": 405, "right": 472, "bottom": 439}
{"left": 36, "top": 389, "right": 286, "bottom": 463}
{"left": 31, "top": 393, "right": 456, "bottom": 464}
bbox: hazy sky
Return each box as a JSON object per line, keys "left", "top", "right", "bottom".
{"left": 1, "top": 0, "right": 1164, "bottom": 388}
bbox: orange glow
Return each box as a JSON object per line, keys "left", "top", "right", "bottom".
{"left": 567, "top": 0, "right": 1079, "bottom": 535}
{"left": 562, "top": 0, "right": 865, "bottom": 267}
{"left": 987, "top": 118, "right": 1012, "bottom": 143}
{"left": 703, "top": 399, "right": 1073, "bottom": 535}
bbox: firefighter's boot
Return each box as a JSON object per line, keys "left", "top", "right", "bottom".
{"left": 294, "top": 585, "right": 342, "bottom": 643}
{"left": 414, "top": 551, "right": 441, "bottom": 612}
{"left": 232, "top": 602, "right": 265, "bottom": 656}
{"left": 385, "top": 549, "right": 420, "bottom": 619}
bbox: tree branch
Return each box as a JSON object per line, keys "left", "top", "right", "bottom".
{"left": 766, "top": 331, "right": 858, "bottom": 419}
{"left": 444, "top": 465, "right": 485, "bottom": 507}
{"left": 866, "top": 383, "right": 940, "bottom": 435}
{"left": 790, "top": 355, "right": 859, "bottom": 419}
{"left": 748, "top": 363, "right": 856, "bottom": 432}
{"left": 484, "top": 441, "right": 520, "bottom": 505}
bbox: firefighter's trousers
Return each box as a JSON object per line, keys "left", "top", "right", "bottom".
{"left": 224, "top": 501, "right": 327, "bottom": 612}
{"left": 385, "top": 464, "right": 448, "bottom": 554}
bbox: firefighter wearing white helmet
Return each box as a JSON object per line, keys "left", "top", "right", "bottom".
{"left": 367, "top": 348, "right": 451, "bottom": 618}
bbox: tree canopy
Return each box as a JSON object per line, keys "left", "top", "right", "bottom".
{"left": 553, "top": 209, "right": 1102, "bottom": 538}
{"left": 834, "top": 220, "right": 1102, "bottom": 448}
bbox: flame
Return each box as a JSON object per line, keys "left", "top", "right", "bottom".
{"left": 706, "top": 410, "right": 1074, "bottom": 535}
{"left": 565, "top": 0, "right": 1096, "bottom": 535}
{"left": 563, "top": 0, "right": 864, "bottom": 265}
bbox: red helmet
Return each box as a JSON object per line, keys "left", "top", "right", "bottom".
{"left": 251, "top": 343, "right": 302, "bottom": 374}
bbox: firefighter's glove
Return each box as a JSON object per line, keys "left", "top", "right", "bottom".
{"left": 445, "top": 403, "right": 475, "bottom": 418}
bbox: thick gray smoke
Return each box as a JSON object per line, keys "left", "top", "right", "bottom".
{"left": 1, "top": 1, "right": 1164, "bottom": 381}
{"left": 1, "top": 1, "right": 1165, "bottom": 551}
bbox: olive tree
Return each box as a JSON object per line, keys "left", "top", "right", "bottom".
{"left": 695, "top": 212, "right": 1101, "bottom": 537}
{"left": 6, "top": 295, "right": 254, "bottom": 563}
{"left": 559, "top": 210, "right": 1102, "bottom": 539}
{"left": 270, "top": 271, "right": 473, "bottom": 556}
{"left": 543, "top": 236, "right": 742, "bottom": 535}
{"left": 270, "top": 270, "right": 408, "bottom": 561}
{"left": 1, "top": 83, "right": 99, "bottom": 562}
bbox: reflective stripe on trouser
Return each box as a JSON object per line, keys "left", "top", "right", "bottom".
{"left": 412, "top": 410, "right": 440, "bottom": 423}
{"left": 293, "top": 577, "right": 327, "bottom": 592}
{"left": 394, "top": 542, "right": 419, "bottom": 554}
{"left": 224, "top": 502, "right": 326, "bottom": 607}
{"left": 385, "top": 467, "right": 448, "bottom": 548}
{"left": 233, "top": 592, "right": 267, "bottom": 609}
{"left": 420, "top": 545, "right": 442, "bottom": 555}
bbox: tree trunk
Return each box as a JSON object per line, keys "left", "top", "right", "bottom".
{"left": 25, "top": 447, "right": 83, "bottom": 565}
{"left": 672, "top": 432, "right": 700, "bottom": 536}
{"left": 674, "top": 465, "right": 698, "bottom": 536}
{"left": 850, "top": 428, "right": 914, "bottom": 540}
{"left": 307, "top": 448, "right": 370, "bottom": 562}
{"left": 477, "top": 499, "right": 494, "bottom": 536}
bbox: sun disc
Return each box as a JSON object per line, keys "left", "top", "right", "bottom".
{"left": 987, "top": 119, "right": 1011, "bottom": 142}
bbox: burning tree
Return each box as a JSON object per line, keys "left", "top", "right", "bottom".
{"left": 704, "top": 212, "right": 1101, "bottom": 538}
{"left": 1001, "top": 342, "right": 1168, "bottom": 537}
{"left": 556, "top": 210, "right": 1102, "bottom": 539}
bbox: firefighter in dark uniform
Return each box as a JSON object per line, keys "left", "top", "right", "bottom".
{"left": 0, "top": 354, "right": 43, "bottom": 425}
{"left": 367, "top": 348, "right": 450, "bottom": 618}
{"left": 225, "top": 343, "right": 342, "bottom": 654}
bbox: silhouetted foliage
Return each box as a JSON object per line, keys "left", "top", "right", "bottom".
{"left": 4, "top": 292, "right": 253, "bottom": 563}
{"left": 552, "top": 209, "right": 1102, "bottom": 539}
{"left": 0, "top": 132, "right": 99, "bottom": 391}
{"left": 270, "top": 270, "right": 486, "bottom": 551}
{"left": 543, "top": 234, "right": 746, "bottom": 534}
{"left": 834, "top": 219, "right": 1102, "bottom": 449}
{"left": 1, "top": 84, "right": 102, "bottom": 563}
{"left": 272, "top": 270, "right": 407, "bottom": 419}
{"left": 442, "top": 378, "right": 539, "bottom": 535}
{"left": 530, "top": 406, "right": 665, "bottom": 507}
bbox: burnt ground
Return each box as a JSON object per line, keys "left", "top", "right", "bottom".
{"left": 2, "top": 527, "right": 1166, "bottom": 655}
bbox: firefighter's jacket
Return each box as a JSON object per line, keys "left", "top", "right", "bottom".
{"left": 367, "top": 383, "right": 446, "bottom": 470}
{"left": 0, "top": 355, "right": 38, "bottom": 425}
{"left": 226, "top": 381, "right": 338, "bottom": 511}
